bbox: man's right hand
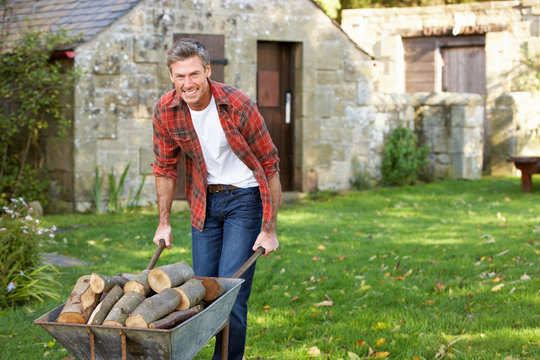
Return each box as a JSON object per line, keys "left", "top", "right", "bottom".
{"left": 153, "top": 224, "right": 173, "bottom": 249}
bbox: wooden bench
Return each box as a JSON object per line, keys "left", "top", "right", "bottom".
{"left": 506, "top": 156, "right": 540, "bottom": 192}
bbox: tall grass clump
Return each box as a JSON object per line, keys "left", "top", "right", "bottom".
{"left": 0, "top": 198, "right": 60, "bottom": 308}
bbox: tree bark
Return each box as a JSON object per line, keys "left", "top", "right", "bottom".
{"left": 90, "top": 273, "right": 128, "bottom": 294}
{"left": 57, "top": 275, "right": 100, "bottom": 324}
{"left": 198, "top": 277, "right": 227, "bottom": 302}
{"left": 148, "top": 262, "right": 194, "bottom": 293}
{"left": 175, "top": 279, "right": 206, "bottom": 311}
{"left": 149, "top": 305, "right": 204, "bottom": 329}
{"left": 125, "top": 288, "right": 182, "bottom": 328}
{"left": 87, "top": 285, "right": 124, "bottom": 325}
{"left": 102, "top": 291, "right": 145, "bottom": 327}
{"left": 123, "top": 269, "right": 151, "bottom": 296}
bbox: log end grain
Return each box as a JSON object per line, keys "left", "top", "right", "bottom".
{"left": 123, "top": 281, "right": 145, "bottom": 295}
{"left": 102, "top": 320, "right": 123, "bottom": 327}
{"left": 148, "top": 268, "right": 171, "bottom": 293}
{"left": 57, "top": 313, "right": 85, "bottom": 324}
{"left": 125, "top": 314, "right": 148, "bottom": 328}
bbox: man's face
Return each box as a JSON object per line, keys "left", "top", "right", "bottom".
{"left": 169, "top": 56, "right": 212, "bottom": 111}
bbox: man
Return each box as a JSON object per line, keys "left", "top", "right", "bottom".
{"left": 151, "top": 38, "right": 281, "bottom": 359}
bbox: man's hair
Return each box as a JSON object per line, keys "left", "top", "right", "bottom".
{"left": 167, "top": 38, "right": 210, "bottom": 71}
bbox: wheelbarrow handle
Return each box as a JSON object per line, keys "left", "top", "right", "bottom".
{"left": 232, "top": 246, "right": 265, "bottom": 279}
{"left": 146, "top": 239, "right": 166, "bottom": 270}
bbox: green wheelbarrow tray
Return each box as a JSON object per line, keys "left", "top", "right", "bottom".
{"left": 34, "top": 277, "right": 244, "bottom": 360}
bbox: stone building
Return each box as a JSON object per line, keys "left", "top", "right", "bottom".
{"left": 2, "top": 0, "right": 487, "bottom": 212}
{"left": 2, "top": 0, "right": 378, "bottom": 211}
{"left": 341, "top": 0, "right": 540, "bottom": 175}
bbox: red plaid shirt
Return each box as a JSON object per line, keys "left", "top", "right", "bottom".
{"left": 152, "top": 80, "right": 280, "bottom": 232}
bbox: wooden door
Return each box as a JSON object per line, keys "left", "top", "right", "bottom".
{"left": 442, "top": 46, "right": 486, "bottom": 94}
{"left": 257, "top": 42, "right": 295, "bottom": 191}
{"left": 171, "top": 34, "right": 226, "bottom": 199}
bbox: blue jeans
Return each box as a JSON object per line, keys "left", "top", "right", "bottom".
{"left": 192, "top": 186, "right": 262, "bottom": 360}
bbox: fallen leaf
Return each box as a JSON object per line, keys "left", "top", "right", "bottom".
{"left": 308, "top": 346, "right": 320, "bottom": 356}
{"left": 372, "top": 352, "right": 390, "bottom": 358}
{"left": 318, "top": 245, "right": 326, "bottom": 250}
{"left": 335, "top": 255, "right": 346, "bottom": 262}
{"left": 435, "top": 282, "right": 446, "bottom": 292}
{"left": 290, "top": 296, "right": 299, "bottom": 302}
{"left": 312, "top": 256, "right": 320, "bottom": 261}
{"left": 369, "top": 255, "right": 377, "bottom": 261}
{"left": 355, "top": 340, "right": 366, "bottom": 347}
{"left": 492, "top": 276, "right": 503, "bottom": 282}
{"left": 262, "top": 305, "right": 271, "bottom": 312}
{"left": 348, "top": 351, "right": 361, "bottom": 360}
{"left": 375, "top": 338, "right": 386, "bottom": 347}
{"left": 315, "top": 300, "right": 333, "bottom": 307}
{"left": 521, "top": 273, "right": 532, "bottom": 281}
{"left": 393, "top": 276, "right": 406, "bottom": 281}
{"left": 491, "top": 283, "right": 505, "bottom": 292}
{"left": 404, "top": 269, "right": 413, "bottom": 277}
{"left": 496, "top": 250, "right": 510, "bottom": 257}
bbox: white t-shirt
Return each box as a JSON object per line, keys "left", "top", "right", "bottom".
{"left": 188, "top": 96, "right": 259, "bottom": 188}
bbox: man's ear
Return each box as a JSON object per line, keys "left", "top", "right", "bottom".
{"left": 169, "top": 71, "right": 174, "bottom": 84}
{"left": 206, "top": 64, "right": 212, "bottom": 79}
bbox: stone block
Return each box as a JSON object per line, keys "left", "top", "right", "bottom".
{"left": 315, "top": 88, "right": 334, "bottom": 118}
{"left": 139, "top": 147, "right": 155, "bottom": 175}
{"left": 451, "top": 104, "right": 484, "bottom": 128}
{"left": 134, "top": 36, "right": 161, "bottom": 63}
{"left": 316, "top": 42, "right": 341, "bottom": 70}
{"left": 92, "top": 54, "right": 121, "bottom": 74}
{"left": 357, "top": 76, "right": 371, "bottom": 106}
{"left": 450, "top": 127, "right": 483, "bottom": 156}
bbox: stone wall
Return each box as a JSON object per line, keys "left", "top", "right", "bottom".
{"left": 341, "top": 0, "right": 540, "bottom": 174}
{"left": 491, "top": 92, "right": 540, "bottom": 175}
{"left": 413, "top": 93, "right": 484, "bottom": 180}
{"left": 70, "top": 0, "right": 374, "bottom": 211}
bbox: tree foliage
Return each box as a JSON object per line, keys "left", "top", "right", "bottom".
{"left": 0, "top": 11, "right": 81, "bottom": 206}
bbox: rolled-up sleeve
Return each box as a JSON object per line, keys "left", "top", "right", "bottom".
{"left": 152, "top": 103, "right": 180, "bottom": 179}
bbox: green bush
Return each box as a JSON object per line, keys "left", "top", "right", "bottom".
{"left": 0, "top": 198, "right": 60, "bottom": 308}
{"left": 381, "top": 126, "right": 429, "bottom": 186}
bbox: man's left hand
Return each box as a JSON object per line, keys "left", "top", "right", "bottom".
{"left": 253, "top": 231, "right": 279, "bottom": 257}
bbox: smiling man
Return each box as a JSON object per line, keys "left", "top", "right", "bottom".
{"left": 151, "top": 38, "right": 281, "bottom": 360}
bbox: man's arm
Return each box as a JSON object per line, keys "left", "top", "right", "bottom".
{"left": 252, "top": 173, "right": 281, "bottom": 256}
{"left": 153, "top": 176, "right": 176, "bottom": 249}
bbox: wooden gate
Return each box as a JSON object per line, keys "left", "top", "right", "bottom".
{"left": 403, "top": 35, "right": 485, "bottom": 95}
{"left": 256, "top": 41, "right": 296, "bottom": 191}
{"left": 441, "top": 45, "right": 486, "bottom": 94}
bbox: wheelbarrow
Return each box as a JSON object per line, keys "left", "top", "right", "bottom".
{"left": 34, "top": 240, "right": 264, "bottom": 360}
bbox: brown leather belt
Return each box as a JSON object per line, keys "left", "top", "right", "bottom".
{"left": 207, "top": 184, "right": 240, "bottom": 193}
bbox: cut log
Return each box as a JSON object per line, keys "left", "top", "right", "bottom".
{"left": 87, "top": 285, "right": 124, "bottom": 325}
{"left": 102, "top": 291, "right": 145, "bottom": 327}
{"left": 125, "top": 288, "right": 183, "bottom": 328}
{"left": 175, "top": 278, "right": 206, "bottom": 311}
{"left": 57, "top": 275, "right": 100, "bottom": 324}
{"left": 148, "top": 262, "right": 194, "bottom": 293}
{"left": 149, "top": 305, "right": 204, "bottom": 329}
{"left": 198, "top": 277, "right": 227, "bottom": 302}
{"left": 90, "top": 273, "right": 128, "bottom": 293}
{"left": 123, "top": 269, "right": 151, "bottom": 296}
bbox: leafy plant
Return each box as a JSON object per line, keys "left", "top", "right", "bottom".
{"left": 0, "top": 198, "right": 60, "bottom": 308}
{"left": 91, "top": 166, "right": 103, "bottom": 214}
{"left": 0, "top": 16, "right": 81, "bottom": 207}
{"left": 381, "top": 126, "right": 429, "bottom": 186}
{"left": 512, "top": 48, "right": 540, "bottom": 93}
{"left": 127, "top": 175, "right": 147, "bottom": 211}
{"left": 107, "top": 163, "right": 130, "bottom": 213}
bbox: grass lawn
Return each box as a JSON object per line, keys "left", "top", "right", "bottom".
{"left": 1, "top": 177, "right": 539, "bottom": 359}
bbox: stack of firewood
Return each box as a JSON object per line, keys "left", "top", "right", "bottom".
{"left": 56, "top": 262, "right": 227, "bottom": 329}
